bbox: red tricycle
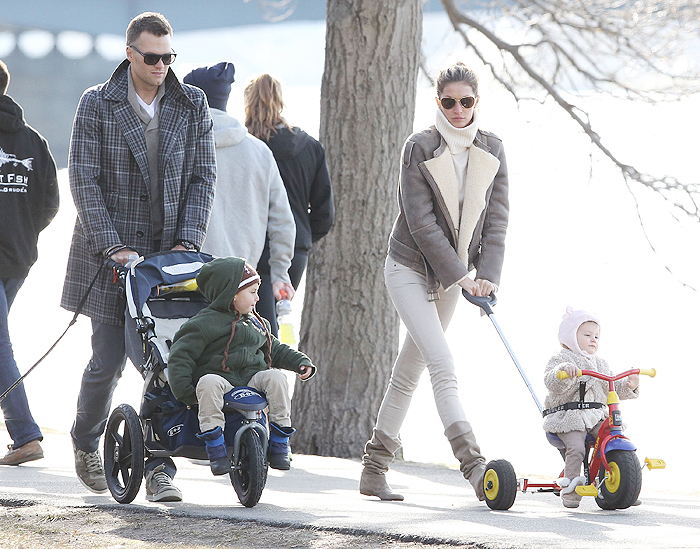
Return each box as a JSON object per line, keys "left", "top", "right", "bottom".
{"left": 462, "top": 291, "right": 665, "bottom": 511}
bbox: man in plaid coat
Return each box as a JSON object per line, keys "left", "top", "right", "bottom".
{"left": 61, "top": 12, "right": 216, "bottom": 502}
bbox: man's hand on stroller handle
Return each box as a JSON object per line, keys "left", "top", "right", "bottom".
{"left": 109, "top": 248, "right": 138, "bottom": 266}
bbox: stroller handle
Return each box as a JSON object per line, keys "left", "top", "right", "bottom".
{"left": 104, "top": 257, "right": 128, "bottom": 274}
{"left": 461, "top": 289, "right": 497, "bottom": 314}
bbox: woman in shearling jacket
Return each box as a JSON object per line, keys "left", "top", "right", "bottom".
{"left": 360, "top": 63, "right": 509, "bottom": 502}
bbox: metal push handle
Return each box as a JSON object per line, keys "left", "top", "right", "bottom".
{"left": 462, "top": 290, "right": 544, "bottom": 414}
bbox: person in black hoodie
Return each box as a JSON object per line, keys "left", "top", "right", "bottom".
{"left": 0, "top": 60, "right": 59, "bottom": 466}
{"left": 244, "top": 74, "right": 334, "bottom": 337}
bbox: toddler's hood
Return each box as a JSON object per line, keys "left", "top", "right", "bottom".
{"left": 196, "top": 257, "right": 245, "bottom": 313}
{"left": 558, "top": 305, "right": 600, "bottom": 357}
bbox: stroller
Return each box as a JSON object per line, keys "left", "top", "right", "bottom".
{"left": 103, "top": 251, "right": 269, "bottom": 507}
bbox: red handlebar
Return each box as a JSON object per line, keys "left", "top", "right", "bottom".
{"left": 557, "top": 368, "right": 656, "bottom": 381}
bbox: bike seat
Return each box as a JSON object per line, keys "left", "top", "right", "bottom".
{"left": 223, "top": 386, "right": 267, "bottom": 412}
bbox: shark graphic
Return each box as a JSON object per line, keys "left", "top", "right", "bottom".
{"left": 0, "top": 148, "right": 33, "bottom": 170}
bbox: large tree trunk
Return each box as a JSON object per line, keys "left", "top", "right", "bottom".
{"left": 292, "top": 0, "right": 423, "bottom": 458}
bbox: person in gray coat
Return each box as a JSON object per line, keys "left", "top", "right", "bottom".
{"left": 60, "top": 12, "right": 216, "bottom": 502}
{"left": 360, "top": 62, "right": 509, "bottom": 502}
{"left": 183, "top": 62, "right": 296, "bottom": 302}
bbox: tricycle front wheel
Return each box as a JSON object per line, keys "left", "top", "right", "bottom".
{"left": 483, "top": 459, "right": 517, "bottom": 510}
{"left": 595, "top": 450, "right": 642, "bottom": 510}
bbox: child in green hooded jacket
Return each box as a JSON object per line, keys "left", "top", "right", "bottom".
{"left": 168, "top": 257, "right": 315, "bottom": 474}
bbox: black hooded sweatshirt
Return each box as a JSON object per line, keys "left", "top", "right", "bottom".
{"left": 264, "top": 126, "right": 334, "bottom": 253}
{"left": 0, "top": 95, "right": 59, "bottom": 278}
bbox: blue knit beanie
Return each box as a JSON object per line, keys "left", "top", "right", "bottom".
{"left": 183, "top": 62, "right": 235, "bottom": 111}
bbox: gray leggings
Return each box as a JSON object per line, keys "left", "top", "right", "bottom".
{"left": 374, "top": 259, "right": 468, "bottom": 445}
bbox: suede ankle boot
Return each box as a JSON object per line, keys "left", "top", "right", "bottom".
{"left": 446, "top": 422, "right": 486, "bottom": 501}
{"left": 197, "top": 427, "right": 231, "bottom": 475}
{"left": 359, "top": 429, "right": 404, "bottom": 501}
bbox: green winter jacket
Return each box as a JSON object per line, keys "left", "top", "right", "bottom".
{"left": 168, "top": 257, "right": 314, "bottom": 406}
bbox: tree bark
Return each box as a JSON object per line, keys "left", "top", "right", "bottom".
{"left": 292, "top": 0, "right": 423, "bottom": 458}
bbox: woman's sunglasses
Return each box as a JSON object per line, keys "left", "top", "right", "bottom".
{"left": 439, "top": 96, "right": 476, "bottom": 110}
{"left": 129, "top": 45, "right": 177, "bottom": 66}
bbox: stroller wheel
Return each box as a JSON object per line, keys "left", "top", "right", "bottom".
{"left": 230, "top": 428, "right": 267, "bottom": 507}
{"left": 483, "top": 459, "right": 517, "bottom": 510}
{"left": 104, "top": 404, "right": 145, "bottom": 504}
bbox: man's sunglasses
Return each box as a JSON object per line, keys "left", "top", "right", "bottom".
{"left": 439, "top": 96, "right": 476, "bottom": 110}
{"left": 129, "top": 45, "right": 177, "bottom": 66}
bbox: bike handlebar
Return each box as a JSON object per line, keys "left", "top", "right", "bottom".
{"left": 557, "top": 368, "right": 656, "bottom": 381}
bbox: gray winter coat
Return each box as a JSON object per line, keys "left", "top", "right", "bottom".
{"left": 543, "top": 348, "right": 639, "bottom": 434}
{"left": 61, "top": 60, "right": 216, "bottom": 325}
{"left": 388, "top": 127, "right": 508, "bottom": 297}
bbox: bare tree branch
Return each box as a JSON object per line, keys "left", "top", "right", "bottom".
{"left": 440, "top": 0, "right": 700, "bottom": 223}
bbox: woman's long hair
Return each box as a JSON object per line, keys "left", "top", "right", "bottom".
{"left": 244, "top": 73, "right": 292, "bottom": 141}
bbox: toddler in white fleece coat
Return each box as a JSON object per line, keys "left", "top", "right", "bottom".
{"left": 543, "top": 307, "right": 640, "bottom": 508}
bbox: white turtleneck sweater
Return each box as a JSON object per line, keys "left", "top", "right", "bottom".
{"left": 435, "top": 108, "right": 480, "bottom": 212}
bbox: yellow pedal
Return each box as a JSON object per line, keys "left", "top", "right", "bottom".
{"left": 575, "top": 485, "right": 599, "bottom": 497}
{"left": 645, "top": 458, "right": 666, "bottom": 470}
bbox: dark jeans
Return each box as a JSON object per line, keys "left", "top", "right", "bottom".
{"left": 71, "top": 320, "right": 175, "bottom": 477}
{"left": 0, "top": 278, "right": 42, "bottom": 448}
{"left": 257, "top": 250, "right": 308, "bottom": 338}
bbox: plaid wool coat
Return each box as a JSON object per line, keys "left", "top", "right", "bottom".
{"left": 61, "top": 60, "right": 216, "bottom": 325}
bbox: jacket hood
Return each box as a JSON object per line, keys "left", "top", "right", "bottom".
{"left": 196, "top": 257, "right": 246, "bottom": 313}
{"left": 267, "top": 126, "right": 312, "bottom": 160}
{"left": 0, "top": 95, "right": 24, "bottom": 133}
{"left": 211, "top": 109, "right": 247, "bottom": 148}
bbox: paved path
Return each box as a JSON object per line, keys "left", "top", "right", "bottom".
{"left": 0, "top": 431, "right": 698, "bottom": 548}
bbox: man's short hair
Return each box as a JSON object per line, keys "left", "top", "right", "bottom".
{"left": 126, "top": 12, "right": 173, "bottom": 46}
{"left": 0, "top": 60, "right": 9, "bottom": 95}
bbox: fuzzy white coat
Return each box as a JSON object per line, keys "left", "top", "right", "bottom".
{"left": 543, "top": 348, "right": 639, "bottom": 434}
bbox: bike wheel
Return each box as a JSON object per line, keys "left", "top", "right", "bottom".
{"left": 230, "top": 428, "right": 267, "bottom": 507}
{"left": 483, "top": 459, "right": 517, "bottom": 510}
{"left": 595, "top": 450, "right": 642, "bottom": 510}
{"left": 104, "top": 404, "right": 145, "bottom": 504}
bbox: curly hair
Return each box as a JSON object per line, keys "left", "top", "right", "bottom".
{"left": 244, "top": 73, "right": 292, "bottom": 141}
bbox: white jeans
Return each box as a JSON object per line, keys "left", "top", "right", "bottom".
{"left": 375, "top": 259, "right": 467, "bottom": 444}
{"left": 196, "top": 370, "right": 291, "bottom": 432}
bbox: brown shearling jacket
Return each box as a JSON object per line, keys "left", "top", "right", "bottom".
{"left": 388, "top": 126, "right": 509, "bottom": 299}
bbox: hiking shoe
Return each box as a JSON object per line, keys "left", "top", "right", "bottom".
{"left": 73, "top": 443, "right": 108, "bottom": 493}
{"left": 145, "top": 464, "right": 183, "bottom": 502}
{"left": 0, "top": 439, "right": 44, "bottom": 466}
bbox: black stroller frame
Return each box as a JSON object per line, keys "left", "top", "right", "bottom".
{"left": 103, "top": 251, "right": 269, "bottom": 507}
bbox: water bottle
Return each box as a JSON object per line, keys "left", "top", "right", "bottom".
{"left": 276, "top": 291, "right": 295, "bottom": 345}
